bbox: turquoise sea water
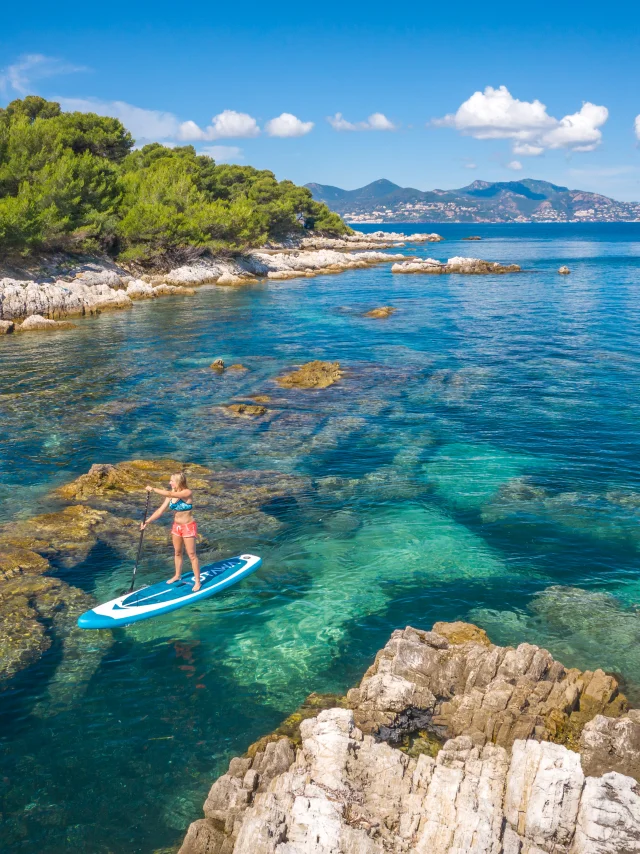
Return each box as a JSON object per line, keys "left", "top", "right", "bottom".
{"left": 2, "top": 222, "right": 640, "bottom": 852}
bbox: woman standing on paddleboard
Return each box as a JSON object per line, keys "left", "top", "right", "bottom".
{"left": 141, "top": 473, "right": 201, "bottom": 591}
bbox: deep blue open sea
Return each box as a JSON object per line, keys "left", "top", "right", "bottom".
{"left": 2, "top": 222, "right": 640, "bottom": 852}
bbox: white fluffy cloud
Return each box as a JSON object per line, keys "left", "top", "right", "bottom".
{"left": 367, "top": 112, "right": 396, "bottom": 130}
{"left": 513, "top": 142, "right": 544, "bottom": 156}
{"left": 177, "top": 119, "right": 207, "bottom": 141}
{"left": 200, "top": 145, "right": 243, "bottom": 163}
{"left": 0, "top": 53, "right": 86, "bottom": 96}
{"left": 207, "top": 109, "right": 260, "bottom": 140}
{"left": 327, "top": 112, "right": 397, "bottom": 131}
{"left": 435, "top": 85, "right": 608, "bottom": 154}
{"left": 60, "top": 104, "right": 261, "bottom": 146}
{"left": 178, "top": 109, "right": 260, "bottom": 142}
{"left": 506, "top": 160, "right": 523, "bottom": 170}
{"left": 58, "top": 97, "right": 180, "bottom": 141}
{"left": 265, "top": 112, "right": 314, "bottom": 137}
{"left": 634, "top": 114, "right": 640, "bottom": 141}
{"left": 540, "top": 103, "right": 608, "bottom": 152}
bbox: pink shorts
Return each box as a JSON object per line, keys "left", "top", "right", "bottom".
{"left": 172, "top": 520, "right": 198, "bottom": 539}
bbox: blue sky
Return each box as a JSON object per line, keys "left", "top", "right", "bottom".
{"left": 2, "top": 0, "right": 640, "bottom": 199}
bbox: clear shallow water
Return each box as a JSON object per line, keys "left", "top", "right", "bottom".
{"left": 2, "top": 222, "right": 640, "bottom": 851}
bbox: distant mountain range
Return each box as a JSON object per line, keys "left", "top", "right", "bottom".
{"left": 305, "top": 179, "right": 640, "bottom": 224}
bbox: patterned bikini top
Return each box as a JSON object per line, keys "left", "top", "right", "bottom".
{"left": 169, "top": 498, "right": 193, "bottom": 512}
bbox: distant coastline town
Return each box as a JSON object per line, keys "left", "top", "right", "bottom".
{"left": 306, "top": 178, "right": 640, "bottom": 224}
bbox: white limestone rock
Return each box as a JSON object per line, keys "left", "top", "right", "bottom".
{"left": 18, "top": 314, "right": 74, "bottom": 331}
{"left": 180, "top": 707, "right": 640, "bottom": 854}
{"left": 571, "top": 772, "right": 640, "bottom": 853}
{"left": 254, "top": 249, "right": 405, "bottom": 279}
{"left": 297, "top": 231, "right": 443, "bottom": 250}
{"left": 392, "top": 257, "right": 521, "bottom": 275}
{"left": 0, "top": 276, "right": 133, "bottom": 320}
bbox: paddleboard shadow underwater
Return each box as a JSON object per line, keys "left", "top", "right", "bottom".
{"left": 78, "top": 490, "right": 261, "bottom": 629}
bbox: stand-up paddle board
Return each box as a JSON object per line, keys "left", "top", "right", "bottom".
{"left": 78, "top": 553, "right": 261, "bottom": 629}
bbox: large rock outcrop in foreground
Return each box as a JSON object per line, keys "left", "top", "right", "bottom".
{"left": 179, "top": 623, "right": 640, "bottom": 854}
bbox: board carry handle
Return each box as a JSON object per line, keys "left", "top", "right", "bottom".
{"left": 129, "top": 491, "right": 151, "bottom": 593}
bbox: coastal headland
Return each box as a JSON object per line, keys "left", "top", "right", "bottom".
{"left": 180, "top": 622, "right": 640, "bottom": 854}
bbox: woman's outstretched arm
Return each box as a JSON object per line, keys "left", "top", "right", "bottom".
{"left": 141, "top": 496, "right": 171, "bottom": 529}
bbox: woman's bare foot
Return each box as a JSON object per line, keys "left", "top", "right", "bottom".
{"left": 167, "top": 574, "right": 181, "bottom": 584}
{"left": 192, "top": 582, "right": 201, "bottom": 592}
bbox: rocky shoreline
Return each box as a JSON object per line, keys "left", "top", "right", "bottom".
{"left": 0, "top": 232, "right": 442, "bottom": 330}
{"left": 179, "top": 621, "right": 640, "bottom": 854}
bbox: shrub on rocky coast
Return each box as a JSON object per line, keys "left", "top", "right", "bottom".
{"left": 0, "top": 96, "right": 348, "bottom": 262}
{"left": 180, "top": 622, "right": 640, "bottom": 854}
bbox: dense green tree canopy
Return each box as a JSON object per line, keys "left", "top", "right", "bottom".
{"left": 0, "top": 97, "right": 348, "bottom": 261}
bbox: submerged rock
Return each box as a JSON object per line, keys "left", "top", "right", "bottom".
{"left": 392, "top": 257, "right": 521, "bottom": 274}
{"left": 228, "top": 364, "right": 249, "bottom": 372}
{"left": 425, "top": 442, "right": 540, "bottom": 511}
{"left": 277, "top": 360, "right": 343, "bottom": 389}
{"left": 224, "top": 403, "right": 268, "bottom": 418}
{"left": 56, "top": 459, "right": 203, "bottom": 501}
{"left": 0, "top": 574, "right": 94, "bottom": 681}
{"left": 223, "top": 506, "right": 509, "bottom": 703}
{"left": 363, "top": 306, "right": 396, "bottom": 318}
{"left": 482, "top": 478, "right": 640, "bottom": 551}
{"left": 55, "top": 459, "right": 311, "bottom": 541}
{"left": 210, "top": 359, "right": 225, "bottom": 372}
{"left": 180, "top": 622, "right": 640, "bottom": 854}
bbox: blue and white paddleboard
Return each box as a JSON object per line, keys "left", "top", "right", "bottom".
{"left": 77, "top": 553, "right": 261, "bottom": 630}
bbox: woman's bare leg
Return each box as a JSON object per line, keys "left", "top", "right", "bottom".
{"left": 168, "top": 534, "right": 184, "bottom": 583}
{"left": 184, "top": 537, "right": 201, "bottom": 591}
